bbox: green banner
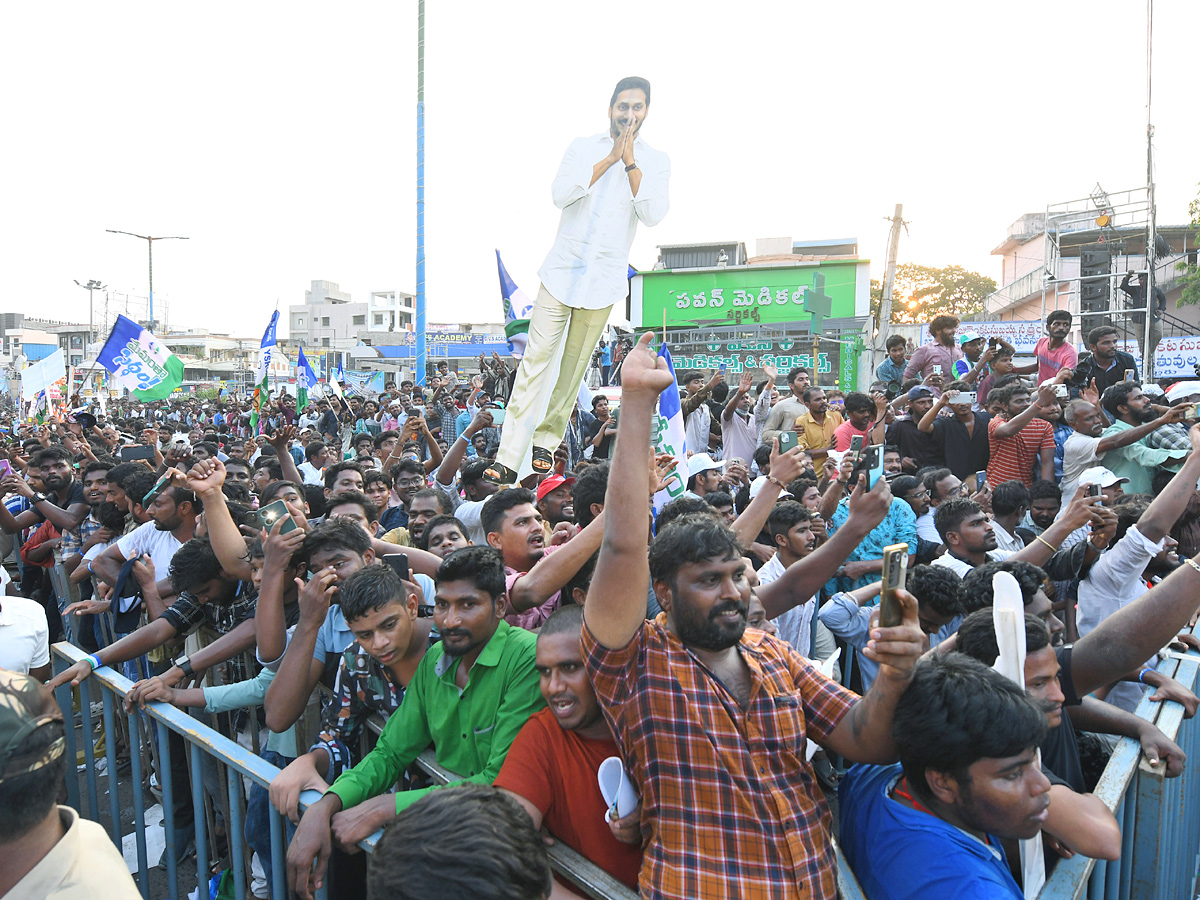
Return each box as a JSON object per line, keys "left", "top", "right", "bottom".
{"left": 633, "top": 261, "right": 865, "bottom": 329}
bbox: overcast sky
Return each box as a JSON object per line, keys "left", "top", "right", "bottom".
{"left": 3, "top": 1, "right": 1196, "bottom": 340}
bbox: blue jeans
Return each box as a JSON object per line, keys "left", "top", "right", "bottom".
{"left": 244, "top": 749, "right": 296, "bottom": 899}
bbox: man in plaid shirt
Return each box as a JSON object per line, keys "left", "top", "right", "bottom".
{"left": 583, "top": 333, "right": 927, "bottom": 899}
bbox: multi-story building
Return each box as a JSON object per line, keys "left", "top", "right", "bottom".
{"left": 287, "top": 281, "right": 414, "bottom": 352}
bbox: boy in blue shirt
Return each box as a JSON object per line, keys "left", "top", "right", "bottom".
{"left": 875, "top": 334, "right": 908, "bottom": 387}
{"left": 840, "top": 653, "right": 1050, "bottom": 900}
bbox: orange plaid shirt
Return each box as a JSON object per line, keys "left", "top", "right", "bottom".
{"left": 583, "top": 615, "right": 859, "bottom": 899}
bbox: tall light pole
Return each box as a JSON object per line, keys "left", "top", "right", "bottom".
{"left": 415, "top": 0, "right": 426, "bottom": 386}
{"left": 73, "top": 279, "right": 106, "bottom": 347}
{"left": 105, "top": 230, "right": 189, "bottom": 332}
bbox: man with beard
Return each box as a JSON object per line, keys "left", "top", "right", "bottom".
{"left": 0, "top": 445, "right": 89, "bottom": 536}
{"left": 286, "top": 547, "right": 543, "bottom": 900}
{"left": 495, "top": 604, "right": 643, "bottom": 891}
{"left": 986, "top": 381, "right": 1062, "bottom": 488}
{"left": 582, "top": 333, "right": 928, "bottom": 900}
{"left": 903, "top": 314, "right": 963, "bottom": 387}
{"left": 380, "top": 488, "right": 452, "bottom": 546}
{"left": 88, "top": 475, "right": 200, "bottom": 614}
{"left": 931, "top": 494, "right": 1110, "bottom": 580}
{"left": 482, "top": 487, "right": 603, "bottom": 630}
{"left": 1077, "top": 325, "right": 1139, "bottom": 399}
{"left": 491, "top": 77, "right": 669, "bottom": 483}
{"left": 1015, "top": 309, "right": 1077, "bottom": 384}
{"left": 1095, "top": 382, "right": 1191, "bottom": 494}
{"left": 1077, "top": 431, "right": 1200, "bottom": 710}
{"left": 792, "top": 385, "right": 843, "bottom": 478}
{"left": 59, "top": 460, "right": 115, "bottom": 576}
{"left": 1059, "top": 395, "right": 1183, "bottom": 498}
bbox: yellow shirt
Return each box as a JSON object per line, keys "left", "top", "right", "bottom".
{"left": 7, "top": 806, "right": 142, "bottom": 900}
{"left": 793, "top": 409, "right": 844, "bottom": 476}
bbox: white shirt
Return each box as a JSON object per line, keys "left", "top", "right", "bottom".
{"left": 685, "top": 402, "right": 712, "bottom": 458}
{"left": 1061, "top": 432, "right": 1103, "bottom": 499}
{"left": 758, "top": 553, "right": 815, "bottom": 656}
{"left": 1076, "top": 525, "right": 1163, "bottom": 712}
{"left": 0, "top": 596, "right": 49, "bottom": 673}
{"left": 990, "top": 520, "right": 1025, "bottom": 553}
{"left": 433, "top": 478, "right": 487, "bottom": 545}
{"left": 538, "top": 132, "right": 671, "bottom": 310}
{"left": 915, "top": 511, "right": 940, "bottom": 544}
{"left": 932, "top": 548, "right": 1015, "bottom": 578}
{"left": 298, "top": 461, "right": 325, "bottom": 486}
{"left": 6, "top": 806, "right": 142, "bottom": 900}
{"left": 116, "top": 520, "right": 184, "bottom": 576}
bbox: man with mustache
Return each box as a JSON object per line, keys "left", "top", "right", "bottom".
{"left": 286, "top": 547, "right": 544, "bottom": 900}
{"left": 495, "top": 603, "right": 642, "bottom": 891}
{"left": 482, "top": 487, "right": 604, "bottom": 631}
{"left": 583, "top": 333, "right": 927, "bottom": 900}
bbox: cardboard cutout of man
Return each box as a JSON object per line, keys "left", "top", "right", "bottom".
{"left": 493, "top": 76, "right": 670, "bottom": 482}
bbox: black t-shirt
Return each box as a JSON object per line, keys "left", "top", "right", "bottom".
{"left": 931, "top": 411, "right": 992, "bottom": 481}
{"left": 886, "top": 419, "right": 940, "bottom": 470}
{"left": 588, "top": 418, "right": 615, "bottom": 460}
{"left": 30, "top": 481, "right": 87, "bottom": 524}
{"left": 1040, "top": 645, "right": 1085, "bottom": 793}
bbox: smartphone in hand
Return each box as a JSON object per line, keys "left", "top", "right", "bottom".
{"left": 879, "top": 543, "right": 910, "bottom": 628}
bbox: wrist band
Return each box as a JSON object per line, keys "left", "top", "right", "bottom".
{"left": 1035, "top": 535, "right": 1057, "bottom": 552}
{"left": 1139, "top": 668, "right": 1152, "bottom": 685}
{"left": 85, "top": 654, "right": 102, "bottom": 671}
{"left": 766, "top": 475, "right": 786, "bottom": 489}
{"left": 625, "top": 162, "right": 638, "bottom": 172}
{"left": 1186, "top": 558, "right": 1200, "bottom": 576}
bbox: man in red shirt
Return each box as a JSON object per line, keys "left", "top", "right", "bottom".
{"left": 495, "top": 603, "right": 643, "bottom": 891}
{"left": 832, "top": 391, "right": 887, "bottom": 452}
{"left": 986, "top": 380, "right": 1062, "bottom": 487}
{"left": 1015, "top": 309, "right": 1077, "bottom": 385}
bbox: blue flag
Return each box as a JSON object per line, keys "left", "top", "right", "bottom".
{"left": 296, "top": 346, "right": 317, "bottom": 411}
{"left": 97, "top": 315, "right": 184, "bottom": 401}
{"left": 652, "top": 343, "right": 687, "bottom": 515}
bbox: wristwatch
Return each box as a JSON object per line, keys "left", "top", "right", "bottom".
{"left": 173, "top": 655, "right": 195, "bottom": 678}
{"left": 32, "top": 492, "right": 48, "bottom": 504}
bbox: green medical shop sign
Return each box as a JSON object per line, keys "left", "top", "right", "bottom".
{"left": 631, "top": 261, "right": 867, "bottom": 330}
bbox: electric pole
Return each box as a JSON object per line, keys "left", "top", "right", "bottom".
{"left": 872, "top": 204, "right": 905, "bottom": 376}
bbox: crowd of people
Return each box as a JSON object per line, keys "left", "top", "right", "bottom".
{"left": 3, "top": 312, "right": 1200, "bottom": 900}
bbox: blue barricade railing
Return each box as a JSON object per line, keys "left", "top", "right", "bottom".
{"left": 53, "top": 638, "right": 867, "bottom": 900}
{"left": 1037, "top": 626, "right": 1200, "bottom": 900}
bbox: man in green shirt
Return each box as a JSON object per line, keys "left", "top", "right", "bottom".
{"left": 286, "top": 545, "right": 544, "bottom": 900}
{"left": 1099, "top": 382, "right": 1189, "bottom": 494}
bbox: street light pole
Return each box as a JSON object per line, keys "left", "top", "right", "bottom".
{"left": 105, "top": 230, "right": 189, "bottom": 331}
{"left": 73, "top": 279, "right": 106, "bottom": 346}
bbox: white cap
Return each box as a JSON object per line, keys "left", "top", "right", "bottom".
{"left": 750, "top": 475, "right": 793, "bottom": 501}
{"left": 687, "top": 453, "right": 724, "bottom": 479}
{"left": 1078, "top": 465, "right": 1129, "bottom": 489}
{"left": 1166, "top": 381, "right": 1200, "bottom": 402}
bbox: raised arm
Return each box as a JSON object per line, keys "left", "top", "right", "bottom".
{"left": 729, "top": 440, "right": 806, "bottom": 548}
{"left": 585, "top": 333, "right": 674, "bottom": 649}
{"left": 265, "top": 426, "right": 304, "bottom": 486}
{"left": 1096, "top": 404, "right": 1189, "bottom": 453}
{"left": 508, "top": 512, "right": 605, "bottom": 613}
{"left": 993, "top": 380, "right": 1059, "bottom": 439}
{"left": 1129, "top": 425, "right": 1200, "bottom": 544}
{"left": 917, "top": 392, "right": 949, "bottom": 434}
{"left": 186, "top": 459, "right": 254, "bottom": 580}
{"left": 756, "top": 476, "right": 892, "bottom": 620}
{"left": 435, "top": 408, "right": 493, "bottom": 488}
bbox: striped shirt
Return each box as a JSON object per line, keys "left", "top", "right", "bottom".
{"left": 583, "top": 615, "right": 859, "bottom": 899}
{"left": 986, "top": 416, "right": 1054, "bottom": 488}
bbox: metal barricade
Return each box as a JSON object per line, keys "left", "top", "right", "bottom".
{"left": 57, "top": 638, "right": 869, "bottom": 900}
{"left": 1038, "top": 632, "right": 1200, "bottom": 900}
{"left": 52, "top": 641, "right": 296, "bottom": 900}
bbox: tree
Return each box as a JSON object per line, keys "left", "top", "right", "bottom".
{"left": 1177, "top": 184, "right": 1200, "bottom": 307}
{"left": 889, "top": 263, "right": 997, "bottom": 324}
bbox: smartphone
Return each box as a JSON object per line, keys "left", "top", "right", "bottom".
{"left": 718, "top": 363, "right": 728, "bottom": 374}
{"left": 1054, "top": 384, "right": 1069, "bottom": 400}
{"left": 121, "top": 445, "right": 156, "bottom": 462}
{"left": 384, "top": 553, "right": 410, "bottom": 582}
{"left": 879, "top": 543, "right": 910, "bottom": 628}
{"left": 932, "top": 364, "right": 943, "bottom": 375}
{"left": 0, "top": 459, "right": 11, "bottom": 479}
{"left": 850, "top": 435, "right": 865, "bottom": 454}
{"left": 777, "top": 431, "right": 798, "bottom": 452}
{"left": 849, "top": 443, "right": 885, "bottom": 490}
{"left": 259, "top": 499, "right": 298, "bottom": 534}
{"left": 949, "top": 390, "right": 977, "bottom": 405}
{"left": 975, "top": 470, "right": 988, "bottom": 492}
{"left": 489, "top": 408, "right": 506, "bottom": 426}
{"left": 1124, "top": 369, "right": 1136, "bottom": 382}
{"left": 1087, "top": 483, "right": 1102, "bottom": 498}
{"left": 142, "top": 473, "right": 173, "bottom": 506}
